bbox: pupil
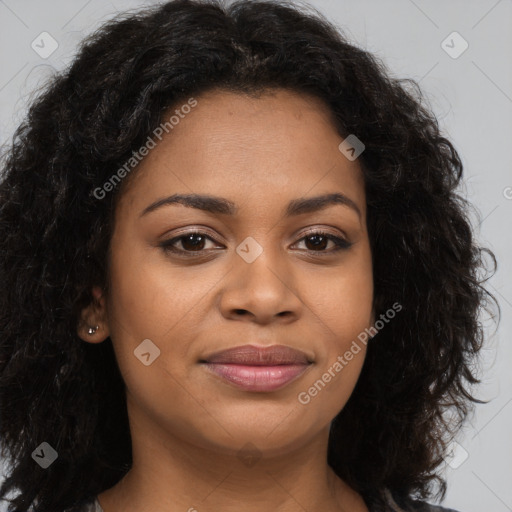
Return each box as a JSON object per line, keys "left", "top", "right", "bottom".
{"left": 183, "top": 234, "right": 204, "bottom": 251}
{"left": 307, "top": 235, "right": 327, "bottom": 250}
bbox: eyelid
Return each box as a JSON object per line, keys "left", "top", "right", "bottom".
{"left": 161, "top": 224, "right": 349, "bottom": 242}
{"left": 299, "top": 226, "right": 348, "bottom": 240}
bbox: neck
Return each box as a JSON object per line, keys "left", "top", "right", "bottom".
{"left": 97, "top": 400, "right": 368, "bottom": 512}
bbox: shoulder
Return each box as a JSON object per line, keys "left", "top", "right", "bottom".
{"left": 408, "top": 502, "right": 461, "bottom": 512}
{"left": 61, "top": 496, "right": 101, "bottom": 512}
{"left": 26, "top": 496, "right": 99, "bottom": 512}
{"left": 407, "top": 502, "right": 460, "bottom": 512}
{"left": 370, "top": 488, "right": 462, "bottom": 512}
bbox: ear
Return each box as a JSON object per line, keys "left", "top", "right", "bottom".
{"left": 77, "top": 285, "right": 110, "bottom": 343}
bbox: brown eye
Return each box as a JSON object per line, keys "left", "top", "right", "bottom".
{"left": 160, "top": 232, "right": 218, "bottom": 254}
{"left": 177, "top": 233, "right": 208, "bottom": 251}
{"left": 294, "top": 231, "right": 352, "bottom": 254}
{"left": 160, "top": 230, "right": 352, "bottom": 258}
{"left": 303, "top": 234, "right": 330, "bottom": 251}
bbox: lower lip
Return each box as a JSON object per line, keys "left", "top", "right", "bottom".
{"left": 202, "top": 363, "right": 311, "bottom": 392}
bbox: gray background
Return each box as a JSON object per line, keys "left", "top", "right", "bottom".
{"left": 0, "top": 1, "right": 511, "bottom": 510}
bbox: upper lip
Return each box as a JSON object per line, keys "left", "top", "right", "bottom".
{"left": 201, "top": 344, "right": 313, "bottom": 365}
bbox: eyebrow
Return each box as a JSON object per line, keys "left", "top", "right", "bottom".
{"left": 139, "top": 192, "right": 361, "bottom": 220}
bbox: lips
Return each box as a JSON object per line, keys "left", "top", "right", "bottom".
{"left": 200, "top": 344, "right": 313, "bottom": 392}
{"left": 202, "top": 344, "right": 313, "bottom": 365}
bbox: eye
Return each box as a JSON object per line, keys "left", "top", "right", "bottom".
{"left": 159, "top": 229, "right": 352, "bottom": 257}
{"left": 293, "top": 230, "right": 352, "bottom": 254}
{"left": 160, "top": 231, "right": 219, "bottom": 254}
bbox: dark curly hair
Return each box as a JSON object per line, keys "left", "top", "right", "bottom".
{"left": 0, "top": 0, "right": 499, "bottom": 511}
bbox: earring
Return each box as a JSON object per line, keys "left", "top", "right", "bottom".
{"left": 87, "top": 325, "right": 99, "bottom": 335}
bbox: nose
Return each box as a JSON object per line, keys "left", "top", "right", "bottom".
{"left": 219, "top": 245, "right": 302, "bottom": 324}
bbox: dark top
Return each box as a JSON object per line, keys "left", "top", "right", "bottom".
{"left": 63, "top": 488, "right": 461, "bottom": 511}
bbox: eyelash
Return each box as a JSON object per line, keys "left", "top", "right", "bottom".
{"left": 159, "top": 229, "right": 353, "bottom": 257}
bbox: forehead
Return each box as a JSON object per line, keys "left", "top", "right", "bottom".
{"left": 116, "top": 88, "right": 366, "bottom": 220}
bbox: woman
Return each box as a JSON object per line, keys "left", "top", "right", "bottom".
{"left": 0, "top": 1, "right": 498, "bottom": 511}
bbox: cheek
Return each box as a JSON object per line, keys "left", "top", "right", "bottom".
{"left": 296, "top": 247, "right": 372, "bottom": 410}
{"left": 306, "top": 251, "right": 373, "bottom": 344}
{"left": 105, "top": 251, "right": 196, "bottom": 417}
{"left": 107, "top": 239, "right": 194, "bottom": 340}
{"left": 105, "top": 238, "right": 218, "bottom": 385}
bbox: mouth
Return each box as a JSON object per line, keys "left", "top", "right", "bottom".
{"left": 199, "top": 344, "right": 314, "bottom": 392}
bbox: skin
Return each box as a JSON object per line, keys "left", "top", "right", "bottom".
{"left": 78, "top": 88, "right": 374, "bottom": 512}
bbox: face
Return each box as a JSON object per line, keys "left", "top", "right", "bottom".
{"left": 80, "top": 88, "right": 374, "bottom": 459}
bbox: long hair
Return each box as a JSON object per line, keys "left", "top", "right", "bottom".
{"left": 0, "top": 1, "right": 499, "bottom": 510}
